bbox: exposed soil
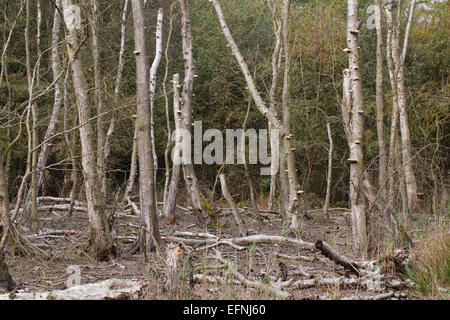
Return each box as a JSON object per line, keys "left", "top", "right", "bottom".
{"left": 3, "top": 203, "right": 410, "bottom": 300}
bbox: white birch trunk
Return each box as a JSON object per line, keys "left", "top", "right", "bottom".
{"left": 149, "top": 8, "right": 164, "bottom": 205}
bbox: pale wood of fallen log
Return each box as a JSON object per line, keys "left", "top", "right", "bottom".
{"left": 0, "top": 279, "right": 142, "bottom": 300}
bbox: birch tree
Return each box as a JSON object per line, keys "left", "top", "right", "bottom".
{"left": 384, "top": 0, "right": 418, "bottom": 216}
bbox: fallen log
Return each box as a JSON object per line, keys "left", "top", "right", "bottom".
{"left": 315, "top": 240, "right": 361, "bottom": 275}
{"left": 292, "top": 277, "right": 361, "bottom": 289}
{"left": 0, "top": 279, "right": 142, "bottom": 300}
{"left": 164, "top": 234, "right": 315, "bottom": 250}
{"left": 275, "top": 252, "right": 314, "bottom": 263}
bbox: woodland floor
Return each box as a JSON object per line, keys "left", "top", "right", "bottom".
{"left": 3, "top": 201, "right": 421, "bottom": 300}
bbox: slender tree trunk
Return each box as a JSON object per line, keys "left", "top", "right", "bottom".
{"left": 385, "top": 3, "right": 400, "bottom": 210}
{"left": 149, "top": 8, "right": 164, "bottom": 210}
{"left": 242, "top": 96, "right": 258, "bottom": 213}
{"left": 212, "top": 0, "right": 288, "bottom": 136}
{"left": 324, "top": 122, "right": 333, "bottom": 218}
{"left": 130, "top": 0, "right": 161, "bottom": 253}
{"left": 123, "top": 124, "right": 138, "bottom": 204}
{"left": 345, "top": 0, "right": 367, "bottom": 258}
{"left": 104, "top": 0, "right": 130, "bottom": 183}
{"left": 375, "top": 0, "right": 387, "bottom": 203}
{"left": 180, "top": 0, "right": 206, "bottom": 226}
{"left": 385, "top": 0, "right": 418, "bottom": 214}
{"left": 62, "top": 68, "right": 78, "bottom": 216}
{"left": 162, "top": 3, "right": 176, "bottom": 206}
{"left": 163, "top": 74, "right": 182, "bottom": 218}
{"left": 25, "top": 0, "right": 39, "bottom": 232}
{"left": 22, "top": 0, "right": 63, "bottom": 216}
{"left": 220, "top": 174, "right": 247, "bottom": 237}
{"left": 267, "top": 0, "right": 282, "bottom": 210}
{"left": 90, "top": 0, "right": 107, "bottom": 201}
{"left": 62, "top": 0, "right": 113, "bottom": 260}
{"left": 0, "top": 153, "right": 15, "bottom": 292}
{"left": 281, "top": 0, "right": 297, "bottom": 208}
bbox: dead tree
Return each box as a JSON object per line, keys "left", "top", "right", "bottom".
{"left": 180, "top": 0, "right": 206, "bottom": 226}
{"left": 342, "top": 0, "right": 368, "bottom": 258}
{"left": 163, "top": 74, "right": 182, "bottom": 218}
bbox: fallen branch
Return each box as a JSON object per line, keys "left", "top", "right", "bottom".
{"left": 292, "top": 277, "right": 361, "bottom": 289}
{"left": 215, "top": 250, "right": 290, "bottom": 299}
{"left": 164, "top": 234, "right": 315, "bottom": 250}
{"left": 315, "top": 240, "right": 361, "bottom": 275}
{"left": 275, "top": 252, "right": 314, "bottom": 262}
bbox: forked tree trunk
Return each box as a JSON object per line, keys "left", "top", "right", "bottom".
{"left": 61, "top": 0, "right": 113, "bottom": 260}
{"left": 130, "top": 0, "right": 161, "bottom": 253}
{"left": 180, "top": 0, "right": 205, "bottom": 226}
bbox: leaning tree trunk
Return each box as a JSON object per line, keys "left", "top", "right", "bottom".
{"left": 61, "top": 0, "right": 113, "bottom": 260}
{"left": 344, "top": 0, "right": 367, "bottom": 259}
{"left": 130, "top": 0, "right": 161, "bottom": 253}
{"left": 220, "top": 174, "right": 248, "bottom": 237}
{"left": 180, "top": 0, "right": 206, "bottom": 226}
